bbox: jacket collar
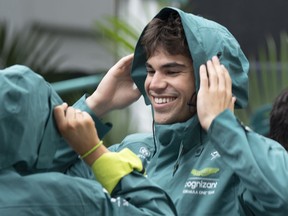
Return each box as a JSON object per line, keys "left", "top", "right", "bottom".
{"left": 154, "top": 115, "right": 205, "bottom": 155}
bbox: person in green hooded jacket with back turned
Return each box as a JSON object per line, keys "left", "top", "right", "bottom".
{"left": 1, "top": 7, "right": 288, "bottom": 216}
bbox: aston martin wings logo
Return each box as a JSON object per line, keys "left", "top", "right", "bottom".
{"left": 191, "top": 168, "right": 219, "bottom": 177}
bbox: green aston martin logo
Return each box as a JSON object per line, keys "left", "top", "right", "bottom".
{"left": 191, "top": 168, "right": 219, "bottom": 177}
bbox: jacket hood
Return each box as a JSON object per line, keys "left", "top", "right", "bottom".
{"left": 0, "top": 65, "right": 64, "bottom": 171}
{"left": 131, "top": 7, "right": 249, "bottom": 109}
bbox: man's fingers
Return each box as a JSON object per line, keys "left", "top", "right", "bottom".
{"left": 220, "top": 65, "right": 233, "bottom": 107}
{"left": 122, "top": 53, "right": 134, "bottom": 64}
{"left": 82, "top": 111, "right": 94, "bottom": 125}
{"left": 212, "top": 56, "right": 224, "bottom": 89}
{"left": 53, "top": 103, "right": 68, "bottom": 129}
{"left": 65, "top": 107, "right": 77, "bottom": 119}
{"left": 112, "top": 53, "right": 134, "bottom": 71}
{"left": 199, "top": 64, "right": 209, "bottom": 90}
{"left": 211, "top": 57, "right": 233, "bottom": 107}
{"left": 207, "top": 59, "right": 220, "bottom": 90}
{"left": 222, "top": 65, "right": 232, "bottom": 92}
{"left": 229, "top": 96, "right": 237, "bottom": 113}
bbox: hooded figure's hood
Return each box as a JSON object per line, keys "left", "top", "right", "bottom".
{"left": 131, "top": 7, "right": 249, "bottom": 109}
{"left": 0, "top": 65, "right": 64, "bottom": 171}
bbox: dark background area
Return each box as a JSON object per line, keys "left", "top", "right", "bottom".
{"left": 183, "top": 0, "right": 288, "bottom": 58}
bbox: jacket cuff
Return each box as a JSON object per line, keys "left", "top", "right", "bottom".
{"left": 73, "top": 94, "right": 112, "bottom": 140}
{"left": 208, "top": 109, "right": 239, "bottom": 135}
{"left": 91, "top": 148, "right": 143, "bottom": 194}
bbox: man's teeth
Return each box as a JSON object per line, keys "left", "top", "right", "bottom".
{"left": 154, "top": 97, "right": 175, "bottom": 104}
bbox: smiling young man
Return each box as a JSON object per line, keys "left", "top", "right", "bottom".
{"left": 52, "top": 7, "right": 288, "bottom": 215}
{"left": 144, "top": 50, "right": 195, "bottom": 124}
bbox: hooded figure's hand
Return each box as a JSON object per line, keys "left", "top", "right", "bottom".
{"left": 197, "top": 56, "right": 236, "bottom": 131}
{"left": 54, "top": 103, "right": 108, "bottom": 165}
{"left": 86, "top": 54, "right": 141, "bottom": 117}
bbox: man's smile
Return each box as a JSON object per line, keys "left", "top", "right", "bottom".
{"left": 153, "top": 96, "right": 177, "bottom": 104}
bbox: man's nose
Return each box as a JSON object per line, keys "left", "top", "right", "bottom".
{"left": 149, "top": 72, "right": 167, "bottom": 90}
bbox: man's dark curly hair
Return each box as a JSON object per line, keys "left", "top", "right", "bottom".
{"left": 269, "top": 89, "right": 288, "bottom": 150}
{"left": 141, "top": 12, "right": 192, "bottom": 60}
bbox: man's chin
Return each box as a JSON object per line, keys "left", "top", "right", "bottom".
{"left": 154, "top": 115, "right": 174, "bottom": 124}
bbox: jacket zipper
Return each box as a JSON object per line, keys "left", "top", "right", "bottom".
{"left": 173, "top": 142, "right": 184, "bottom": 176}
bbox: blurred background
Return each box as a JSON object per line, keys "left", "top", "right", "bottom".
{"left": 1, "top": 0, "right": 288, "bottom": 145}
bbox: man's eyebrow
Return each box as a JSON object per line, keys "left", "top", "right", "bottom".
{"left": 145, "top": 62, "right": 153, "bottom": 68}
{"left": 145, "top": 62, "right": 186, "bottom": 69}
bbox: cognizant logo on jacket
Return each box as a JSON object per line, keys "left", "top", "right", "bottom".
{"left": 183, "top": 167, "right": 219, "bottom": 195}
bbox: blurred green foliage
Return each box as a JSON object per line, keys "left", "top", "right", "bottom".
{"left": 236, "top": 31, "right": 288, "bottom": 131}
{"left": 95, "top": 16, "right": 139, "bottom": 58}
{"left": 0, "top": 21, "right": 98, "bottom": 105}
{"left": 0, "top": 21, "right": 65, "bottom": 74}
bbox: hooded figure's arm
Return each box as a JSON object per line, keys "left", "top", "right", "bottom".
{"left": 53, "top": 104, "right": 178, "bottom": 216}
{"left": 88, "top": 149, "right": 178, "bottom": 216}
{"left": 0, "top": 167, "right": 177, "bottom": 216}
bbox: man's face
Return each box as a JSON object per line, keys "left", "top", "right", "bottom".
{"left": 144, "top": 49, "right": 195, "bottom": 124}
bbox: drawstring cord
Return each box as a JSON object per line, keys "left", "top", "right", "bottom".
{"left": 152, "top": 120, "right": 157, "bottom": 157}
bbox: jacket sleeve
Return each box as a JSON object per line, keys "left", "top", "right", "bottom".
{"left": 73, "top": 94, "right": 112, "bottom": 140}
{"left": 64, "top": 150, "right": 176, "bottom": 216}
{"left": 87, "top": 148, "right": 177, "bottom": 215}
{"left": 0, "top": 168, "right": 177, "bottom": 216}
{"left": 208, "top": 110, "right": 288, "bottom": 215}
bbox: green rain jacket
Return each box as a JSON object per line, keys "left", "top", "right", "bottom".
{"left": 2, "top": 7, "right": 288, "bottom": 216}
{"left": 106, "top": 7, "right": 288, "bottom": 215}
{"left": 0, "top": 65, "right": 176, "bottom": 215}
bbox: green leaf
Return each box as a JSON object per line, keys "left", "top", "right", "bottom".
{"left": 0, "top": 21, "right": 64, "bottom": 73}
{"left": 266, "top": 35, "right": 277, "bottom": 98}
